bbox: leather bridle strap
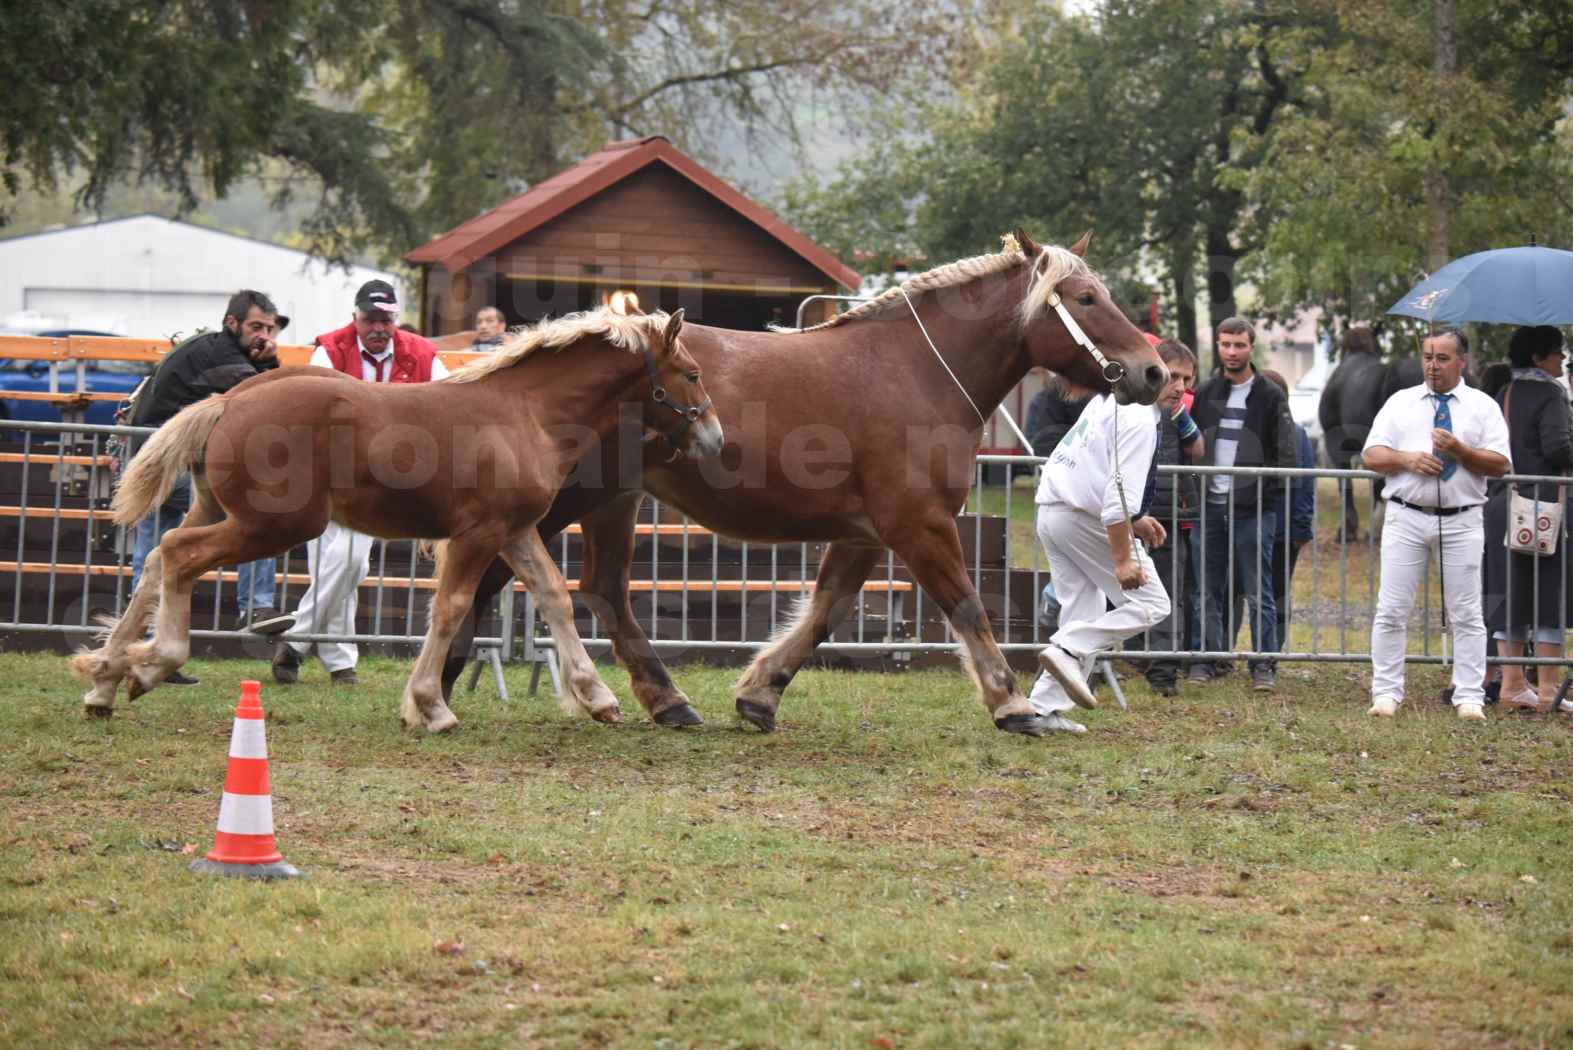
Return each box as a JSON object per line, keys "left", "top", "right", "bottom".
{"left": 1046, "top": 289, "right": 1128, "bottom": 385}
{"left": 639, "top": 342, "right": 710, "bottom": 446}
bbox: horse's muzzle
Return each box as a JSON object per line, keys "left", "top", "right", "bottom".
{"left": 686, "top": 416, "right": 726, "bottom": 460}
{"left": 1113, "top": 361, "right": 1169, "bottom": 406}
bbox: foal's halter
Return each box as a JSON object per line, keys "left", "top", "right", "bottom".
{"left": 639, "top": 341, "right": 711, "bottom": 448}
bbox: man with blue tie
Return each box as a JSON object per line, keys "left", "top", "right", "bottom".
{"left": 1363, "top": 328, "right": 1511, "bottom": 720}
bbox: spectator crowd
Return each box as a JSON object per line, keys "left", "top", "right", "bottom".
{"left": 1027, "top": 316, "right": 1573, "bottom": 724}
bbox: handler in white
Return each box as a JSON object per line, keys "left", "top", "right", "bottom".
{"left": 1031, "top": 389, "right": 1172, "bottom": 732}
{"left": 1363, "top": 328, "right": 1511, "bottom": 720}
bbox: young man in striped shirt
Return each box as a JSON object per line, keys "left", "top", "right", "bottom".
{"left": 1187, "top": 318, "right": 1298, "bottom": 692}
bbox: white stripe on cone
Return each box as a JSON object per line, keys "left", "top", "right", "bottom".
{"left": 216, "top": 791, "right": 275, "bottom": 837}
{"left": 228, "top": 718, "right": 269, "bottom": 760}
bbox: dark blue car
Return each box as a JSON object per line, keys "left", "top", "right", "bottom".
{"left": 0, "top": 330, "right": 154, "bottom": 429}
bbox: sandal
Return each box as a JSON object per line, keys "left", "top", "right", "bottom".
{"left": 1501, "top": 688, "right": 1543, "bottom": 712}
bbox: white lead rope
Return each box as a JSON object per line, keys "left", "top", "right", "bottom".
{"left": 899, "top": 251, "right": 1135, "bottom": 552}
{"left": 1043, "top": 284, "right": 1140, "bottom": 556}
{"left": 899, "top": 286, "right": 987, "bottom": 428}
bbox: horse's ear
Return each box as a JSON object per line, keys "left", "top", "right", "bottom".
{"left": 1069, "top": 230, "right": 1093, "bottom": 257}
{"left": 663, "top": 308, "right": 685, "bottom": 350}
{"left": 1012, "top": 227, "right": 1040, "bottom": 257}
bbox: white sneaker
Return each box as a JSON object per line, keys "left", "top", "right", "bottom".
{"left": 1039, "top": 712, "right": 1087, "bottom": 734}
{"left": 1456, "top": 703, "right": 1486, "bottom": 721}
{"left": 1038, "top": 644, "right": 1098, "bottom": 710}
{"left": 1367, "top": 696, "right": 1398, "bottom": 717}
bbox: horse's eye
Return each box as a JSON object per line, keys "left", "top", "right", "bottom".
{"left": 1076, "top": 293, "right": 1095, "bottom": 307}
{"left": 686, "top": 372, "right": 700, "bottom": 384}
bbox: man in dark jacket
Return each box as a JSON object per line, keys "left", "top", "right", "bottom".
{"left": 1262, "top": 369, "right": 1317, "bottom": 658}
{"left": 1025, "top": 377, "right": 1092, "bottom": 457}
{"left": 1188, "top": 317, "right": 1298, "bottom": 691}
{"left": 128, "top": 290, "right": 295, "bottom": 666}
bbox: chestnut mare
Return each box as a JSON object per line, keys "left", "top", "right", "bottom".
{"left": 443, "top": 230, "right": 1168, "bottom": 737}
{"left": 73, "top": 309, "right": 724, "bottom": 732}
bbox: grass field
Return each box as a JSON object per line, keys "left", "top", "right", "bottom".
{"left": 3, "top": 650, "right": 1571, "bottom": 1048}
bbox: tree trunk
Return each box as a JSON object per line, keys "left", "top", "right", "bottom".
{"left": 1170, "top": 243, "right": 1199, "bottom": 354}
{"left": 1426, "top": 0, "right": 1457, "bottom": 272}
{"left": 1205, "top": 227, "right": 1240, "bottom": 373}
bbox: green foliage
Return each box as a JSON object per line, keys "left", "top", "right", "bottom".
{"left": 784, "top": 0, "right": 1329, "bottom": 352}
{"left": 1245, "top": 0, "right": 1573, "bottom": 330}
{"left": 0, "top": 0, "right": 958, "bottom": 264}
{"left": 784, "top": 0, "right": 1573, "bottom": 350}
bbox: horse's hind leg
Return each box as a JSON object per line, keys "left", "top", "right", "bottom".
{"left": 883, "top": 513, "right": 1042, "bottom": 735}
{"left": 579, "top": 492, "right": 699, "bottom": 726}
{"left": 73, "top": 493, "right": 224, "bottom": 715}
{"left": 400, "top": 533, "right": 503, "bottom": 733}
{"left": 440, "top": 555, "right": 513, "bottom": 704}
{"left": 734, "top": 541, "right": 882, "bottom": 732}
{"left": 500, "top": 527, "right": 622, "bottom": 724}
{"left": 74, "top": 546, "right": 164, "bottom": 716}
{"left": 125, "top": 510, "right": 274, "bottom": 698}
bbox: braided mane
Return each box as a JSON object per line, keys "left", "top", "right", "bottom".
{"left": 786, "top": 237, "right": 1106, "bottom": 333}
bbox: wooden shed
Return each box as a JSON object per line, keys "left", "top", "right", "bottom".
{"left": 406, "top": 136, "right": 860, "bottom": 335}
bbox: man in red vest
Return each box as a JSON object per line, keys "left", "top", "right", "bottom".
{"left": 272, "top": 280, "right": 449, "bottom": 686}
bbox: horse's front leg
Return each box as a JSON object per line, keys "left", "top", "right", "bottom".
{"left": 884, "top": 513, "right": 1044, "bottom": 736}
{"left": 733, "top": 541, "right": 882, "bottom": 732}
{"left": 402, "top": 534, "right": 502, "bottom": 733}
{"left": 579, "top": 491, "right": 699, "bottom": 726}
{"left": 500, "top": 527, "right": 622, "bottom": 724}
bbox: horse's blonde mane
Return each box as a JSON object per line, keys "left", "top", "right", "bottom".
{"left": 441, "top": 308, "right": 667, "bottom": 384}
{"left": 786, "top": 237, "right": 1107, "bottom": 334}
{"left": 1017, "top": 245, "right": 1109, "bottom": 327}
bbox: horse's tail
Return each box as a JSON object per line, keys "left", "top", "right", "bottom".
{"left": 111, "top": 397, "right": 229, "bottom": 525}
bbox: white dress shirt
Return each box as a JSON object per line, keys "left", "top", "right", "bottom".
{"left": 308, "top": 337, "right": 450, "bottom": 381}
{"left": 1363, "top": 382, "right": 1511, "bottom": 507}
{"left": 1037, "top": 393, "right": 1160, "bottom": 526}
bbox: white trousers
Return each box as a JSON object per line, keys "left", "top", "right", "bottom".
{"left": 283, "top": 520, "right": 374, "bottom": 672}
{"left": 1028, "top": 504, "right": 1171, "bottom": 715}
{"left": 1370, "top": 503, "right": 1485, "bottom": 706}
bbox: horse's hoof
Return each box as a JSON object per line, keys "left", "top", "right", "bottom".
{"left": 424, "top": 709, "right": 460, "bottom": 734}
{"left": 84, "top": 704, "right": 114, "bottom": 719}
{"left": 994, "top": 713, "right": 1048, "bottom": 737}
{"left": 591, "top": 706, "right": 624, "bottom": 725}
{"left": 653, "top": 703, "right": 703, "bottom": 728}
{"left": 736, "top": 699, "right": 776, "bottom": 733}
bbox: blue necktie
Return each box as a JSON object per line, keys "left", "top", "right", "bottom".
{"left": 1433, "top": 393, "right": 1458, "bottom": 481}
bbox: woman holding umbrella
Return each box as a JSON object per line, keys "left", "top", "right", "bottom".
{"left": 1485, "top": 326, "right": 1573, "bottom": 711}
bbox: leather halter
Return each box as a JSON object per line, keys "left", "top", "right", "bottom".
{"left": 639, "top": 341, "right": 711, "bottom": 448}
{"left": 1030, "top": 250, "right": 1128, "bottom": 385}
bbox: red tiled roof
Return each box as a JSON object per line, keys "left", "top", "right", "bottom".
{"left": 405, "top": 136, "right": 860, "bottom": 290}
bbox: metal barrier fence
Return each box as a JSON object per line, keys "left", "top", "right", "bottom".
{"left": 4, "top": 421, "right": 1571, "bottom": 686}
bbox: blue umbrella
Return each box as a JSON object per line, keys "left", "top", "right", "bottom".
{"left": 1387, "top": 245, "right": 1573, "bottom": 325}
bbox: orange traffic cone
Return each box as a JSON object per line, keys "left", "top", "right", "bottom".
{"left": 189, "top": 680, "right": 301, "bottom": 880}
